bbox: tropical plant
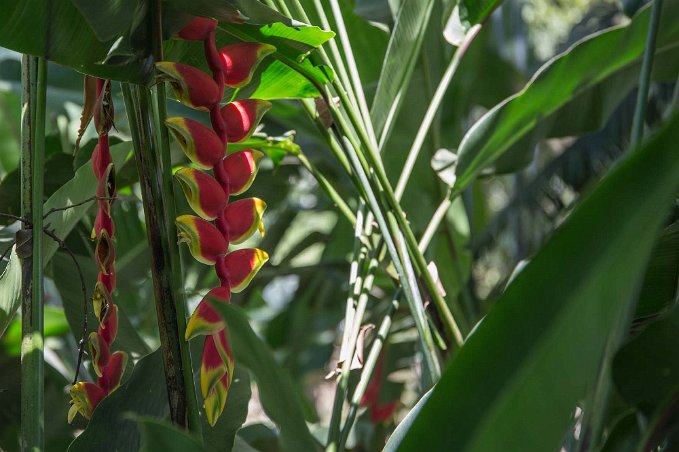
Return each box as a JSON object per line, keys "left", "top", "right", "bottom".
{"left": 0, "top": 0, "right": 678, "bottom": 451}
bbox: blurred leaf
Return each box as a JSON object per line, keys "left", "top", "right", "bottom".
{"left": 138, "top": 418, "right": 206, "bottom": 452}
{"left": 210, "top": 302, "right": 320, "bottom": 452}
{"left": 383, "top": 388, "right": 432, "bottom": 452}
{"left": 635, "top": 221, "right": 679, "bottom": 322}
{"left": 1, "top": 306, "right": 70, "bottom": 356}
{"left": 0, "top": 1, "right": 152, "bottom": 83}
{"left": 454, "top": 1, "right": 679, "bottom": 189}
{"left": 67, "top": 349, "right": 169, "bottom": 451}
{"left": 0, "top": 142, "right": 131, "bottom": 339}
{"left": 613, "top": 304, "right": 679, "bottom": 413}
{"left": 400, "top": 114, "right": 679, "bottom": 451}
{"left": 370, "top": 0, "right": 435, "bottom": 144}
{"left": 599, "top": 412, "right": 640, "bottom": 452}
{"left": 459, "top": 0, "right": 502, "bottom": 25}
{"left": 431, "top": 149, "right": 457, "bottom": 186}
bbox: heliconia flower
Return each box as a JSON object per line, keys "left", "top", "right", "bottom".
{"left": 177, "top": 17, "right": 217, "bottom": 41}
{"left": 156, "top": 62, "right": 221, "bottom": 111}
{"left": 91, "top": 143, "right": 112, "bottom": 180}
{"left": 94, "top": 80, "right": 114, "bottom": 135}
{"left": 95, "top": 230, "right": 115, "bottom": 275}
{"left": 185, "top": 286, "right": 231, "bottom": 340}
{"left": 92, "top": 209, "right": 114, "bottom": 239}
{"left": 88, "top": 332, "right": 111, "bottom": 377}
{"left": 98, "top": 271, "right": 116, "bottom": 294}
{"left": 218, "top": 42, "right": 276, "bottom": 88}
{"left": 165, "top": 117, "right": 225, "bottom": 169}
{"left": 97, "top": 351, "right": 128, "bottom": 394}
{"left": 175, "top": 168, "right": 227, "bottom": 221}
{"left": 99, "top": 304, "right": 119, "bottom": 346}
{"left": 201, "top": 331, "right": 234, "bottom": 426}
{"left": 96, "top": 163, "right": 116, "bottom": 212}
{"left": 68, "top": 382, "right": 106, "bottom": 423}
{"left": 176, "top": 215, "right": 228, "bottom": 265}
{"left": 222, "top": 150, "right": 264, "bottom": 195}
{"left": 220, "top": 100, "right": 272, "bottom": 143}
{"left": 223, "top": 198, "right": 266, "bottom": 244}
{"left": 216, "top": 248, "right": 269, "bottom": 293}
{"left": 92, "top": 281, "right": 112, "bottom": 326}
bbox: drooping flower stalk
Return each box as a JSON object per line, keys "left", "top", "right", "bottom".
{"left": 69, "top": 79, "right": 128, "bottom": 422}
{"left": 161, "top": 17, "right": 274, "bottom": 426}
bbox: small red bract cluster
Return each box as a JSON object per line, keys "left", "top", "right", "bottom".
{"left": 164, "top": 17, "right": 274, "bottom": 426}
{"left": 69, "top": 79, "right": 128, "bottom": 423}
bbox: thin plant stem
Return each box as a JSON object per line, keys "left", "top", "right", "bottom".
{"left": 630, "top": 0, "right": 663, "bottom": 149}
{"left": 327, "top": 0, "right": 378, "bottom": 148}
{"left": 394, "top": 25, "right": 482, "bottom": 199}
{"left": 296, "top": 152, "right": 356, "bottom": 226}
{"left": 20, "top": 55, "right": 46, "bottom": 452}
{"left": 339, "top": 294, "right": 401, "bottom": 451}
{"left": 121, "top": 83, "right": 189, "bottom": 427}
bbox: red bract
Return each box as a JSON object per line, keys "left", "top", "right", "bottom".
{"left": 222, "top": 150, "right": 264, "bottom": 195}
{"left": 175, "top": 168, "right": 228, "bottom": 220}
{"left": 220, "top": 99, "right": 272, "bottom": 143}
{"left": 156, "top": 62, "right": 221, "bottom": 110}
{"left": 185, "top": 287, "right": 231, "bottom": 340}
{"left": 165, "top": 117, "right": 225, "bottom": 169}
{"left": 176, "top": 215, "right": 229, "bottom": 264}
{"left": 218, "top": 42, "right": 276, "bottom": 88}
{"left": 222, "top": 197, "right": 267, "bottom": 243}
{"left": 177, "top": 17, "right": 217, "bottom": 41}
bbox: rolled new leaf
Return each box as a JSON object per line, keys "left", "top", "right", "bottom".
{"left": 156, "top": 62, "right": 221, "bottom": 111}
{"left": 216, "top": 248, "right": 269, "bottom": 293}
{"left": 176, "top": 215, "right": 228, "bottom": 264}
{"left": 175, "top": 168, "right": 227, "bottom": 221}
{"left": 222, "top": 150, "right": 264, "bottom": 195}
{"left": 166, "top": 117, "right": 225, "bottom": 169}
{"left": 185, "top": 287, "right": 231, "bottom": 340}
{"left": 218, "top": 42, "right": 276, "bottom": 88}
{"left": 223, "top": 197, "right": 267, "bottom": 244}
{"left": 220, "top": 100, "right": 271, "bottom": 143}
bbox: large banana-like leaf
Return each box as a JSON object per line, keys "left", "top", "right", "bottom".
{"left": 454, "top": 0, "right": 679, "bottom": 190}
{"left": 399, "top": 113, "right": 679, "bottom": 451}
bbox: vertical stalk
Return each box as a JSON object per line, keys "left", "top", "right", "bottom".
{"left": 121, "top": 83, "right": 188, "bottom": 427}
{"left": 149, "top": 0, "right": 201, "bottom": 433}
{"left": 630, "top": 0, "right": 663, "bottom": 149}
{"left": 20, "top": 55, "right": 46, "bottom": 452}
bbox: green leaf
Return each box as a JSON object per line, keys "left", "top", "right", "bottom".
{"left": 383, "top": 388, "right": 432, "bottom": 452}
{"left": 67, "top": 350, "right": 169, "bottom": 451}
{"left": 70, "top": 0, "right": 141, "bottom": 42}
{"left": 613, "top": 304, "right": 679, "bottom": 413}
{"left": 167, "top": 0, "right": 289, "bottom": 25}
{"left": 209, "top": 302, "right": 320, "bottom": 452}
{"left": 454, "top": 1, "right": 679, "bottom": 190}
{"left": 138, "top": 418, "right": 206, "bottom": 452}
{"left": 399, "top": 113, "right": 679, "bottom": 451}
{"left": 1, "top": 306, "right": 69, "bottom": 356}
{"left": 370, "top": 0, "right": 435, "bottom": 145}
{"left": 0, "top": 142, "right": 131, "bottom": 338}
{"left": 229, "top": 135, "right": 300, "bottom": 167}
{"left": 0, "top": 1, "right": 152, "bottom": 83}
{"left": 459, "top": 0, "right": 502, "bottom": 25}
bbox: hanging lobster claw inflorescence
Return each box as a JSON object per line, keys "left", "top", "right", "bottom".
{"left": 162, "top": 16, "right": 274, "bottom": 426}
{"left": 69, "top": 79, "right": 128, "bottom": 423}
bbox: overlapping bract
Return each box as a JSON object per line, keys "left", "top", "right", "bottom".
{"left": 166, "top": 16, "right": 274, "bottom": 426}
{"left": 69, "top": 79, "right": 127, "bottom": 422}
